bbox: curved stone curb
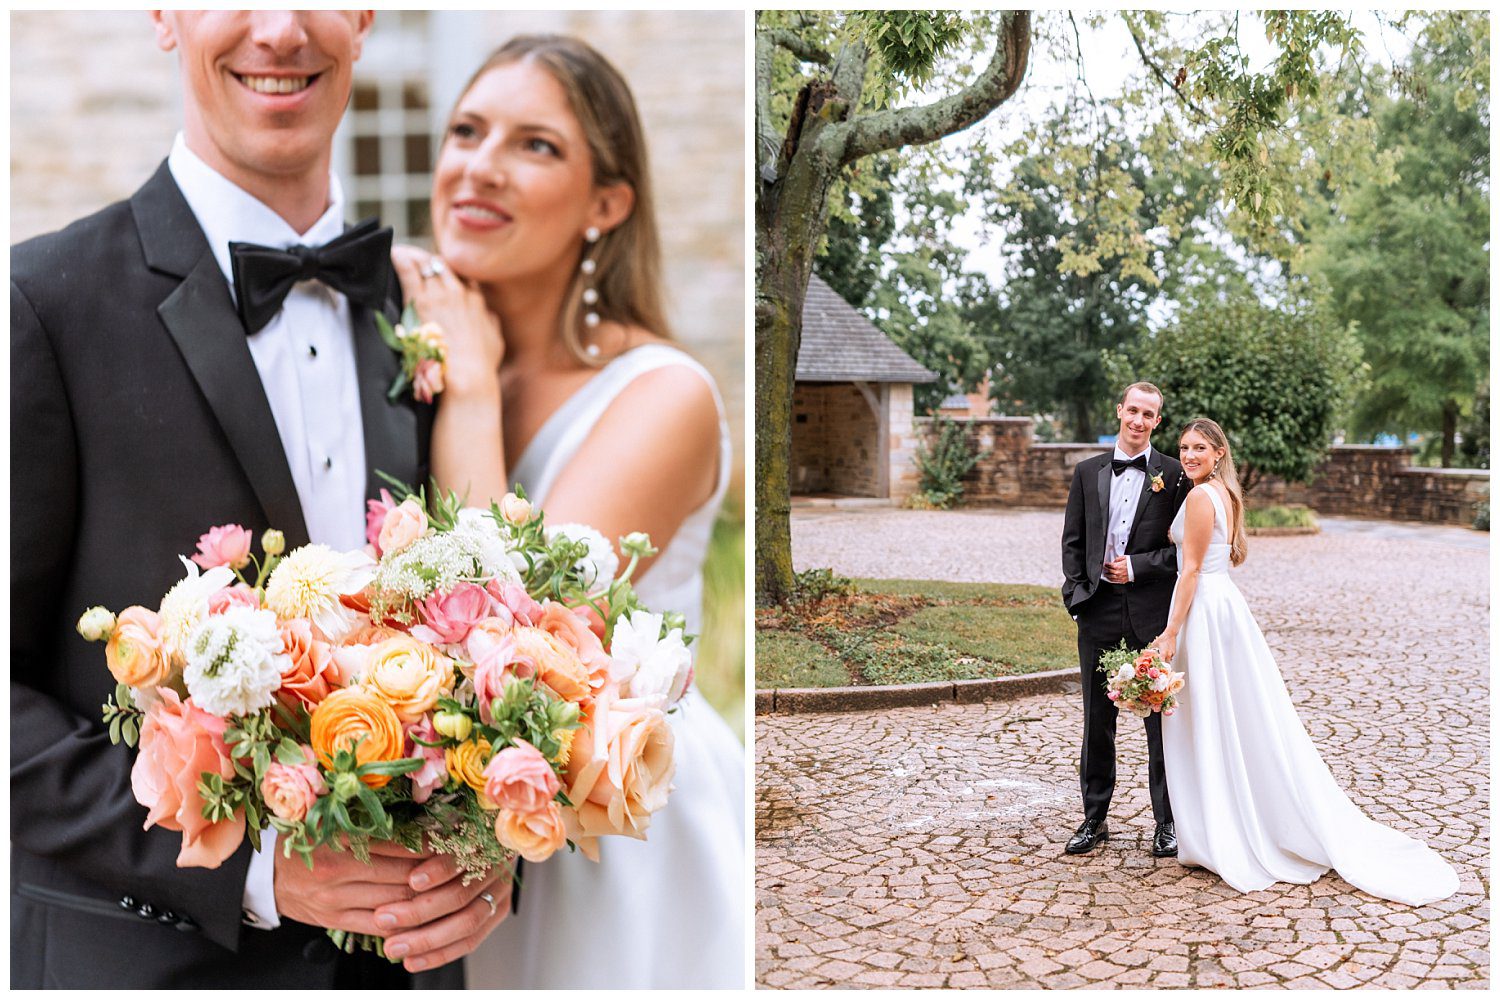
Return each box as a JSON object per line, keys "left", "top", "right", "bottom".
{"left": 755, "top": 666, "right": 1078, "bottom": 715}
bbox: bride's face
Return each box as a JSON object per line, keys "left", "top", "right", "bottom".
{"left": 431, "top": 60, "right": 613, "bottom": 285}
{"left": 1179, "top": 430, "right": 1225, "bottom": 482}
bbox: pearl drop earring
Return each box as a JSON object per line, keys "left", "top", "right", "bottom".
{"left": 581, "top": 227, "right": 602, "bottom": 356}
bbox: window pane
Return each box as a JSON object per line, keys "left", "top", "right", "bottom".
{"left": 354, "top": 135, "right": 381, "bottom": 177}
{"left": 406, "top": 134, "right": 432, "bottom": 175}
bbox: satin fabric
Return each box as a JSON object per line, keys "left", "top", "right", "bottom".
{"left": 467, "top": 344, "right": 746, "bottom": 988}
{"left": 1163, "top": 486, "right": 1458, "bottom": 905}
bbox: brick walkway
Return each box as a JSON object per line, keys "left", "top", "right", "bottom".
{"left": 757, "top": 510, "right": 1488, "bottom": 989}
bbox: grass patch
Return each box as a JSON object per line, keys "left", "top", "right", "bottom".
{"left": 1245, "top": 504, "right": 1318, "bottom": 529}
{"left": 756, "top": 579, "right": 1075, "bottom": 688}
{"left": 697, "top": 494, "right": 744, "bottom": 741}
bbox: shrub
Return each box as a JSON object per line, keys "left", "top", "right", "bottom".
{"left": 1475, "top": 500, "right": 1489, "bottom": 532}
{"left": 791, "top": 567, "right": 855, "bottom": 603}
{"left": 915, "top": 416, "right": 985, "bottom": 509}
{"left": 1244, "top": 505, "right": 1319, "bottom": 530}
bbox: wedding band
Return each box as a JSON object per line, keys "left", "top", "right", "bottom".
{"left": 479, "top": 891, "right": 497, "bottom": 915}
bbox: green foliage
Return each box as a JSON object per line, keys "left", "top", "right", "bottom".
{"left": 1112, "top": 293, "right": 1363, "bottom": 491}
{"left": 1474, "top": 499, "right": 1489, "bottom": 533}
{"left": 846, "top": 11, "right": 971, "bottom": 89}
{"left": 100, "top": 683, "right": 143, "bottom": 748}
{"left": 1244, "top": 505, "right": 1319, "bottom": 529}
{"left": 1457, "top": 385, "right": 1489, "bottom": 470}
{"left": 1299, "top": 16, "right": 1489, "bottom": 462}
{"left": 791, "top": 567, "right": 854, "bottom": 604}
{"left": 699, "top": 500, "right": 745, "bottom": 738}
{"left": 914, "top": 416, "right": 985, "bottom": 508}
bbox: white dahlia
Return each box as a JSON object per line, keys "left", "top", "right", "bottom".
{"left": 183, "top": 606, "right": 288, "bottom": 718}
{"left": 264, "top": 544, "right": 375, "bottom": 641}
{"left": 158, "top": 556, "right": 236, "bottom": 667}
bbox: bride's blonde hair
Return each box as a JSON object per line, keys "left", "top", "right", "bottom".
{"left": 1181, "top": 417, "right": 1248, "bottom": 566}
{"left": 452, "top": 35, "right": 671, "bottom": 366}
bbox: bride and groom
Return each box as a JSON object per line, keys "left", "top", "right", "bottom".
{"left": 1061, "top": 382, "right": 1458, "bottom": 906}
{"left": 11, "top": 11, "right": 742, "bottom": 988}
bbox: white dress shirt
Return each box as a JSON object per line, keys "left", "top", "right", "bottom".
{"left": 1105, "top": 443, "right": 1153, "bottom": 584}
{"left": 168, "top": 134, "right": 371, "bottom": 929}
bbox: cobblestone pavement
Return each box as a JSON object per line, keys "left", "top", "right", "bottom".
{"left": 757, "top": 510, "right": 1488, "bottom": 989}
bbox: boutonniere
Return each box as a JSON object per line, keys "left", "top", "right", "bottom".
{"left": 1150, "top": 470, "right": 1165, "bottom": 493}
{"left": 376, "top": 303, "right": 447, "bottom": 404}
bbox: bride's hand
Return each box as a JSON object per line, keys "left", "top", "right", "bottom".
{"left": 392, "top": 245, "right": 504, "bottom": 399}
{"left": 1152, "top": 632, "right": 1177, "bottom": 663}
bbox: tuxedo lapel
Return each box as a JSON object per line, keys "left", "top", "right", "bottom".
{"left": 1093, "top": 458, "right": 1113, "bottom": 537}
{"left": 351, "top": 301, "right": 420, "bottom": 500}
{"left": 134, "top": 164, "right": 310, "bottom": 548}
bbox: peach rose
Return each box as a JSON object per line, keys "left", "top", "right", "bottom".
{"left": 482, "top": 739, "right": 560, "bottom": 814}
{"left": 260, "top": 746, "right": 326, "bottom": 822}
{"left": 130, "top": 689, "right": 244, "bottom": 867}
{"left": 191, "top": 524, "right": 253, "bottom": 571}
{"left": 207, "top": 584, "right": 261, "bottom": 615}
{"left": 511, "top": 626, "right": 590, "bottom": 704}
{"left": 494, "top": 801, "right": 566, "bottom": 863}
{"left": 359, "top": 636, "right": 454, "bottom": 723}
{"left": 310, "top": 687, "right": 406, "bottom": 788}
{"left": 563, "top": 691, "right": 675, "bottom": 859}
{"left": 378, "top": 498, "right": 428, "bottom": 556}
{"left": 277, "top": 618, "right": 337, "bottom": 710}
{"left": 106, "top": 606, "right": 170, "bottom": 689}
{"left": 445, "top": 737, "right": 493, "bottom": 794}
{"left": 536, "top": 603, "right": 612, "bottom": 692}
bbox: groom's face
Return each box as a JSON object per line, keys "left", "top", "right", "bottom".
{"left": 153, "top": 11, "right": 373, "bottom": 189}
{"left": 1116, "top": 387, "right": 1163, "bottom": 455}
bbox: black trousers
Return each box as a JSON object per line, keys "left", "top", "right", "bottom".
{"left": 1076, "top": 585, "right": 1172, "bottom": 826}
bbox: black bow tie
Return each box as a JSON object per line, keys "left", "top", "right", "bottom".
{"left": 229, "top": 218, "right": 393, "bottom": 335}
{"left": 1112, "top": 454, "right": 1149, "bottom": 475}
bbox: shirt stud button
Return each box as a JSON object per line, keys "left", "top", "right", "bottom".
{"left": 308, "top": 344, "right": 318, "bottom": 358}
{"left": 324, "top": 457, "right": 333, "bottom": 470}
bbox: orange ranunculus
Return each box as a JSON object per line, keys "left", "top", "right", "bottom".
{"left": 445, "top": 737, "right": 493, "bottom": 794}
{"left": 310, "top": 687, "right": 406, "bottom": 788}
{"left": 106, "top": 606, "right": 170, "bottom": 688}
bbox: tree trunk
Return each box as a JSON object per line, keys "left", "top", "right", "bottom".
{"left": 1441, "top": 399, "right": 1459, "bottom": 468}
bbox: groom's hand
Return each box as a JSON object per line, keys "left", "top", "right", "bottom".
{"left": 273, "top": 841, "right": 426, "bottom": 935}
{"left": 373, "top": 860, "right": 515, "bottom": 973}
{"left": 1103, "top": 556, "right": 1131, "bottom": 584}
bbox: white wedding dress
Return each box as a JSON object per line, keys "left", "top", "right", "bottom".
{"left": 1161, "top": 484, "right": 1458, "bottom": 905}
{"left": 467, "top": 343, "right": 746, "bottom": 988}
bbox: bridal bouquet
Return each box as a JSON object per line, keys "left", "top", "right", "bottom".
{"left": 1098, "top": 642, "right": 1184, "bottom": 718}
{"left": 79, "top": 483, "right": 689, "bottom": 955}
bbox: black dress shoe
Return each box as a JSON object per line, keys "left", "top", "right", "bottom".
{"left": 1152, "top": 821, "right": 1178, "bottom": 857}
{"left": 1065, "top": 818, "right": 1109, "bottom": 855}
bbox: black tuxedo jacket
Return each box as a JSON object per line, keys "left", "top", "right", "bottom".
{"left": 1060, "top": 449, "right": 1190, "bottom": 638}
{"left": 9, "top": 163, "right": 451, "bottom": 987}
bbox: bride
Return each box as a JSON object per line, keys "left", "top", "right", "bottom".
{"left": 390, "top": 36, "right": 744, "bottom": 987}
{"left": 1153, "top": 418, "right": 1458, "bottom": 905}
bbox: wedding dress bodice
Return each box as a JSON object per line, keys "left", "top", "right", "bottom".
{"left": 508, "top": 343, "right": 731, "bottom": 633}
{"left": 1170, "top": 484, "right": 1233, "bottom": 576}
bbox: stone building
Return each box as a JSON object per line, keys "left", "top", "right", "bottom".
{"left": 9, "top": 10, "right": 745, "bottom": 477}
{"left": 792, "top": 275, "right": 938, "bottom": 501}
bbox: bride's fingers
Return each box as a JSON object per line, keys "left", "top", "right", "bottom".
{"left": 390, "top": 245, "right": 432, "bottom": 296}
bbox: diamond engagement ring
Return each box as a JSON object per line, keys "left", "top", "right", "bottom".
{"left": 419, "top": 258, "right": 447, "bottom": 279}
{"left": 479, "top": 891, "right": 497, "bottom": 915}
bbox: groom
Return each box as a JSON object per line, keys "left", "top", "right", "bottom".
{"left": 12, "top": 12, "right": 502, "bottom": 987}
{"left": 1060, "top": 382, "right": 1190, "bottom": 858}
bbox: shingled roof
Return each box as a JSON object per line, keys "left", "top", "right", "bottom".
{"left": 796, "top": 274, "right": 939, "bottom": 383}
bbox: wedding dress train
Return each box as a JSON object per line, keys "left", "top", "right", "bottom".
{"left": 466, "top": 344, "right": 745, "bottom": 988}
{"left": 1161, "top": 485, "right": 1458, "bottom": 905}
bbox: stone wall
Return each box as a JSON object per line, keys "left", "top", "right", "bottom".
{"left": 792, "top": 383, "right": 881, "bottom": 496}
{"left": 919, "top": 419, "right": 1489, "bottom": 527}
{"left": 888, "top": 384, "right": 923, "bottom": 502}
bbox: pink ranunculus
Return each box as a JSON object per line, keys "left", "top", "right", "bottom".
{"left": 277, "top": 618, "right": 337, "bottom": 710}
{"left": 191, "top": 524, "right": 253, "bottom": 571}
{"left": 485, "top": 580, "right": 544, "bottom": 628}
{"left": 378, "top": 498, "right": 428, "bottom": 556}
{"left": 471, "top": 634, "right": 536, "bottom": 725}
{"left": 261, "top": 747, "right": 327, "bottom": 822}
{"left": 536, "top": 602, "right": 613, "bottom": 693}
{"left": 404, "top": 718, "right": 449, "bottom": 805}
{"left": 365, "top": 489, "right": 397, "bottom": 556}
{"left": 208, "top": 583, "right": 261, "bottom": 615}
{"left": 417, "top": 582, "right": 495, "bottom": 645}
{"left": 130, "top": 689, "right": 244, "bottom": 868}
{"left": 413, "top": 358, "right": 445, "bottom": 404}
{"left": 483, "top": 738, "right": 561, "bottom": 814}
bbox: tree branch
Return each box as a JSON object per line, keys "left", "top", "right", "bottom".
{"left": 764, "top": 28, "right": 832, "bottom": 67}
{"left": 833, "top": 11, "right": 1033, "bottom": 167}
{"left": 1124, "top": 15, "right": 1211, "bottom": 122}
